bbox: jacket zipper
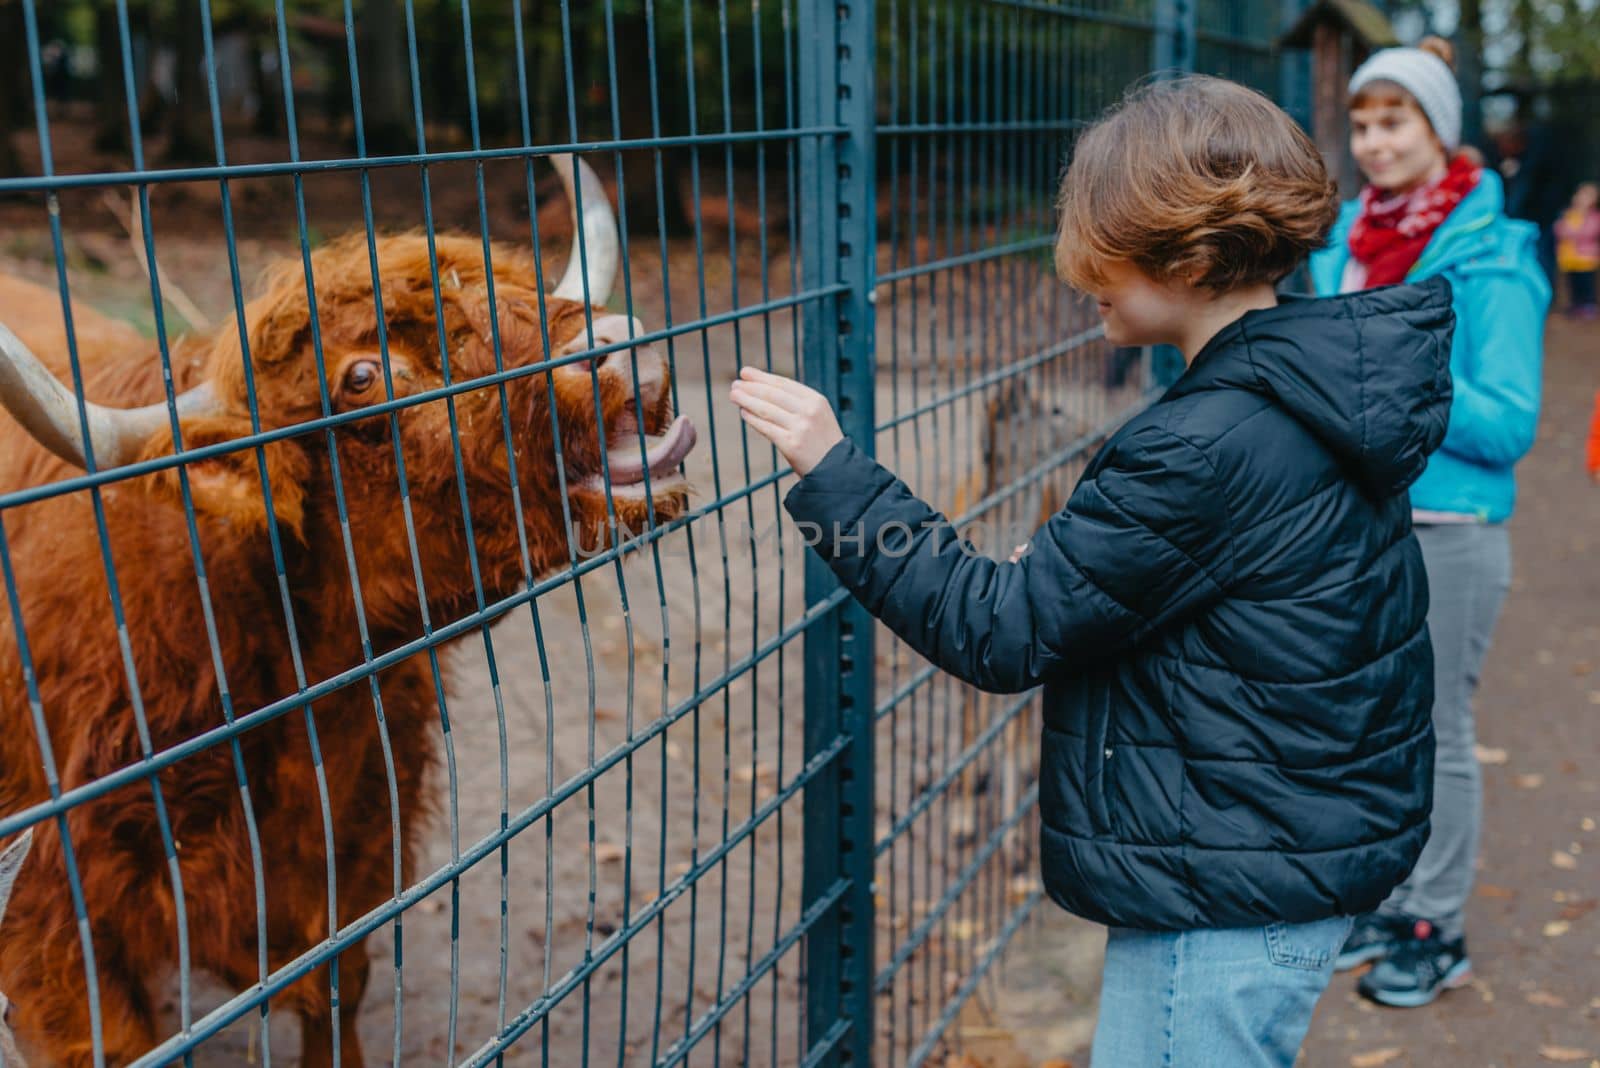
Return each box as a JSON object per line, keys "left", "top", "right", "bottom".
{"left": 1405, "top": 214, "right": 1497, "bottom": 281}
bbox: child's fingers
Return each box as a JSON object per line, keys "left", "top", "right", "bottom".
{"left": 730, "top": 389, "right": 795, "bottom": 428}
{"left": 731, "top": 379, "right": 806, "bottom": 413}
{"left": 737, "top": 365, "right": 791, "bottom": 386}
{"left": 736, "top": 406, "right": 786, "bottom": 443}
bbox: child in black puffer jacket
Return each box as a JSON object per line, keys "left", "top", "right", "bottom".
{"left": 730, "top": 75, "right": 1451, "bottom": 1067}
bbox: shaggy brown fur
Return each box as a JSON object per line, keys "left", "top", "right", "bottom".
{"left": 0, "top": 232, "right": 689, "bottom": 1066}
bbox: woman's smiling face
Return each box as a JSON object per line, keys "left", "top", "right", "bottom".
{"left": 1349, "top": 88, "right": 1448, "bottom": 194}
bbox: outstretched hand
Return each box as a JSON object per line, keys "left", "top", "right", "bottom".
{"left": 728, "top": 366, "right": 846, "bottom": 478}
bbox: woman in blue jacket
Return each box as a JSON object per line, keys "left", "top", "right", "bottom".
{"left": 1310, "top": 37, "right": 1551, "bottom": 1009}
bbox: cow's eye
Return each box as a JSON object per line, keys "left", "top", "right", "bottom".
{"left": 344, "top": 360, "right": 380, "bottom": 395}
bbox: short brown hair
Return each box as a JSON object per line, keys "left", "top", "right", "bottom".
{"left": 1054, "top": 75, "right": 1338, "bottom": 293}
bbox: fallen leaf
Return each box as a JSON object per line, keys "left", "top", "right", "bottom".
{"left": 595, "top": 842, "right": 626, "bottom": 864}
{"left": 1478, "top": 883, "right": 1517, "bottom": 900}
{"left": 1516, "top": 773, "right": 1547, "bottom": 789}
{"left": 1584, "top": 818, "right": 1597, "bottom": 832}
{"left": 1009, "top": 875, "right": 1040, "bottom": 903}
{"left": 1575, "top": 660, "right": 1595, "bottom": 676}
{"left": 1553, "top": 850, "right": 1579, "bottom": 871}
{"left": 1560, "top": 899, "right": 1598, "bottom": 922}
{"left": 1544, "top": 920, "right": 1572, "bottom": 937}
{"left": 1527, "top": 990, "right": 1568, "bottom": 1008}
{"left": 1588, "top": 691, "right": 1600, "bottom": 706}
{"left": 1351, "top": 1049, "right": 1404, "bottom": 1067}
{"left": 1476, "top": 744, "right": 1510, "bottom": 765}
{"left": 1539, "top": 1047, "right": 1591, "bottom": 1063}
{"left": 732, "top": 762, "right": 778, "bottom": 784}
{"left": 1040, "top": 1061, "right": 1076, "bottom": 1068}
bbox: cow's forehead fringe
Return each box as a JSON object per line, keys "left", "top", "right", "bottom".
{"left": 202, "top": 231, "right": 588, "bottom": 400}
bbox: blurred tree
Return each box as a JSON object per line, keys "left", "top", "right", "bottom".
{"left": 167, "top": 0, "right": 213, "bottom": 161}
{"left": 0, "top": 1, "right": 33, "bottom": 177}
{"left": 1458, "top": 0, "right": 1484, "bottom": 147}
{"left": 358, "top": 0, "right": 412, "bottom": 153}
{"left": 93, "top": 2, "right": 136, "bottom": 153}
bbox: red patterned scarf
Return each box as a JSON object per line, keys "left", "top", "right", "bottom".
{"left": 1348, "top": 153, "right": 1482, "bottom": 287}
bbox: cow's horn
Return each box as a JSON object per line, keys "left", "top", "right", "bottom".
{"left": 548, "top": 153, "right": 618, "bottom": 309}
{"left": 0, "top": 321, "right": 220, "bottom": 470}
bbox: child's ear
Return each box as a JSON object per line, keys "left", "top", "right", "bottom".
{"left": 140, "top": 415, "right": 313, "bottom": 543}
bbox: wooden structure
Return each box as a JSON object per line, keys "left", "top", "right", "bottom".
{"left": 1279, "top": 0, "right": 1399, "bottom": 196}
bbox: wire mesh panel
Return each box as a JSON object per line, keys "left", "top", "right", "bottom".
{"left": 0, "top": 1, "right": 832, "bottom": 1064}
{"left": 1194, "top": 0, "right": 1283, "bottom": 95}
{"left": 863, "top": 3, "right": 1163, "bottom": 1064}
{"left": 0, "top": 1, "right": 1298, "bottom": 1065}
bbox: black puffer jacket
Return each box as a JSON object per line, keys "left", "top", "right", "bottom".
{"left": 784, "top": 278, "right": 1454, "bottom": 930}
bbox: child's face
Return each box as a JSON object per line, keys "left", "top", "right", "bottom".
{"left": 1087, "top": 260, "right": 1193, "bottom": 348}
{"left": 1576, "top": 185, "right": 1599, "bottom": 211}
{"left": 1350, "top": 97, "right": 1448, "bottom": 194}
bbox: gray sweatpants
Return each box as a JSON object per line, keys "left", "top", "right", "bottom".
{"left": 1379, "top": 522, "right": 1512, "bottom": 942}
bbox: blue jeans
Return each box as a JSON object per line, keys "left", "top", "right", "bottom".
{"left": 1090, "top": 914, "right": 1355, "bottom": 1067}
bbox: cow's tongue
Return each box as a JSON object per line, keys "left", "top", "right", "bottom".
{"left": 605, "top": 414, "right": 696, "bottom": 484}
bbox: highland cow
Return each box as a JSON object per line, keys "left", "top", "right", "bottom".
{"left": 0, "top": 155, "right": 695, "bottom": 1066}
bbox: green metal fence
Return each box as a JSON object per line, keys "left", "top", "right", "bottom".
{"left": 0, "top": 2, "right": 1294, "bottom": 1065}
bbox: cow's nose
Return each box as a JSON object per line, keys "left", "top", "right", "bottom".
{"left": 600, "top": 344, "right": 666, "bottom": 411}
{"left": 569, "top": 314, "right": 662, "bottom": 412}
{"left": 558, "top": 314, "right": 668, "bottom": 410}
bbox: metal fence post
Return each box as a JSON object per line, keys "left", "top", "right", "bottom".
{"left": 798, "top": 0, "right": 878, "bottom": 1064}
{"left": 1150, "top": 0, "right": 1196, "bottom": 386}
{"left": 1153, "top": 0, "right": 1196, "bottom": 76}
{"left": 1280, "top": 0, "right": 1313, "bottom": 130}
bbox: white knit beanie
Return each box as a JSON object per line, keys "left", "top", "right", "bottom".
{"left": 1348, "top": 47, "right": 1463, "bottom": 151}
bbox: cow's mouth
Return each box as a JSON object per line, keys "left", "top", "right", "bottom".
{"left": 578, "top": 410, "right": 697, "bottom": 499}
{"left": 556, "top": 314, "right": 697, "bottom": 505}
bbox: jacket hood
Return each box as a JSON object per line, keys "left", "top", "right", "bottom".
{"left": 1166, "top": 276, "right": 1455, "bottom": 498}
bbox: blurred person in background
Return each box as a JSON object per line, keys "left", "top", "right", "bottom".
{"left": 1555, "top": 181, "right": 1600, "bottom": 318}
{"left": 1586, "top": 389, "right": 1600, "bottom": 485}
{"left": 1310, "top": 35, "right": 1551, "bottom": 1010}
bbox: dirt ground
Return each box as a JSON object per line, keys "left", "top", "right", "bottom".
{"left": 939, "top": 313, "right": 1600, "bottom": 1068}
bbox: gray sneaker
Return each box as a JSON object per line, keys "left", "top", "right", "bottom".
{"left": 1357, "top": 919, "right": 1473, "bottom": 1008}
{"left": 1334, "top": 911, "right": 1414, "bottom": 972}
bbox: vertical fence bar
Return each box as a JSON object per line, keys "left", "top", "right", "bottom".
{"left": 800, "top": 0, "right": 878, "bottom": 1063}
{"left": 1280, "top": 0, "right": 1311, "bottom": 128}
{"left": 1153, "top": 0, "right": 1196, "bottom": 75}
{"left": 1152, "top": 1, "right": 1197, "bottom": 387}
{"left": 834, "top": 0, "right": 879, "bottom": 1062}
